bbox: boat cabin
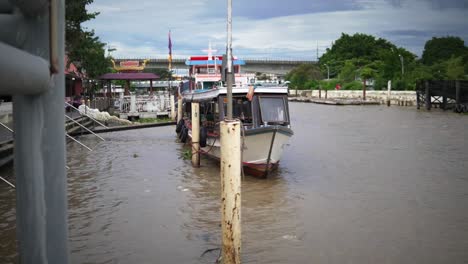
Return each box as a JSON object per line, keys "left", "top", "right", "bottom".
{"left": 183, "top": 91, "right": 290, "bottom": 134}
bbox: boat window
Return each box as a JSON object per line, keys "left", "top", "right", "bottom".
{"left": 259, "top": 97, "right": 287, "bottom": 124}
{"left": 222, "top": 97, "right": 253, "bottom": 123}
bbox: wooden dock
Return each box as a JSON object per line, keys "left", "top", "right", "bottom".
{"left": 416, "top": 80, "right": 468, "bottom": 113}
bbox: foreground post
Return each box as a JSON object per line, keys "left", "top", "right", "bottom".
{"left": 7, "top": 0, "right": 70, "bottom": 262}
{"left": 191, "top": 102, "right": 200, "bottom": 167}
{"left": 220, "top": 120, "right": 241, "bottom": 264}
{"left": 170, "top": 94, "right": 176, "bottom": 120}
{"left": 387, "top": 80, "right": 392, "bottom": 107}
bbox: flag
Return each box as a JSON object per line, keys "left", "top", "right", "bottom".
{"left": 168, "top": 30, "right": 172, "bottom": 70}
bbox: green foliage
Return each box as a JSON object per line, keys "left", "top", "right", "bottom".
{"left": 446, "top": 56, "right": 466, "bottom": 80}
{"left": 421, "top": 36, "right": 467, "bottom": 65}
{"left": 342, "top": 81, "right": 363, "bottom": 90}
{"left": 360, "top": 67, "right": 375, "bottom": 80}
{"left": 285, "top": 64, "right": 323, "bottom": 89}
{"left": 338, "top": 60, "right": 358, "bottom": 82}
{"left": 137, "top": 117, "right": 172, "bottom": 123}
{"left": 318, "top": 79, "right": 341, "bottom": 90}
{"left": 66, "top": 0, "right": 110, "bottom": 78}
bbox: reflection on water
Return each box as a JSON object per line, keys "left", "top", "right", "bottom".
{"left": 1, "top": 104, "right": 468, "bottom": 263}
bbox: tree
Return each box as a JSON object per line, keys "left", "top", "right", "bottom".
{"left": 285, "top": 64, "right": 323, "bottom": 89}
{"left": 338, "top": 60, "right": 358, "bottom": 83}
{"left": 446, "top": 56, "right": 466, "bottom": 80}
{"left": 66, "top": 0, "right": 110, "bottom": 78}
{"left": 421, "top": 36, "right": 467, "bottom": 65}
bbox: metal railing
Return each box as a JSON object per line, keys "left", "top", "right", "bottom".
{"left": 120, "top": 93, "right": 171, "bottom": 113}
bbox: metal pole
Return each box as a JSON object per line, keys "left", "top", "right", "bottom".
{"left": 13, "top": 0, "right": 69, "bottom": 262}
{"left": 0, "top": 121, "right": 13, "bottom": 132}
{"left": 220, "top": 120, "right": 241, "bottom": 264}
{"left": 0, "top": 176, "right": 15, "bottom": 188}
{"left": 226, "top": 0, "right": 233, "bottom": 119}
{"left": 325, "top": 64, "right": 329, "bottom": 80}
{"left": 191, "top": 102, "right": 200, "bottom": 167}
{"left": 66, "top": 134, "right": 92, "bottom": 151}
{"left": 65, "top": 115, "right": 105, "bottom": 141}
{"left": 399, "top": 55, "right": 404, "bottom": 77}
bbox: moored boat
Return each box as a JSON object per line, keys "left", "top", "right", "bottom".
{"left": 176, "top": 51, "right": 293, "bottom": 177}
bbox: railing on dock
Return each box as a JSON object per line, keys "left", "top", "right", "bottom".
{"left": 119, "top": 92, "right": 171, "bottom": 114}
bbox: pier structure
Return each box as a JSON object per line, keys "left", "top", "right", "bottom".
{"left": 416, "top": 80, "right": 468, "bottom": 112}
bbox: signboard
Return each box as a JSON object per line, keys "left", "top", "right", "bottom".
{"left": 120, "top": 61, "right": 140, "bottom": 67}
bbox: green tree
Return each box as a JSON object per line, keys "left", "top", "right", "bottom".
{"left": 285, "top": 64, "right": 322, "bottom": 89}
{"left": 421, "top": 36, "right": 467, "bottom": 65}
{"left": 66, "top": 0, "right": 110, "bottom": 78}
{"left": 446, "top": 56, "right": 466, "bottom": 80}
{"left": 338, "top": 60, "right": 358, "bottom": 83}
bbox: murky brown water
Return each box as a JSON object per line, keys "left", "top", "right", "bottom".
{"left": 1, "top": 103, "right": 468, "bottom": 263}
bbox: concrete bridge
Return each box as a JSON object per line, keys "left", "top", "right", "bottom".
{"left": 114, "top": 57, "right": 316, "bottom": 75}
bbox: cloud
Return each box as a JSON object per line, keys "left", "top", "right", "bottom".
{"left": 84, "top": 0, "right": 468, "bottom": 59}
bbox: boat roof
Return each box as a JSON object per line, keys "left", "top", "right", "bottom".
{"left": 182, "top": 86, "right": 288, "bottom": 102}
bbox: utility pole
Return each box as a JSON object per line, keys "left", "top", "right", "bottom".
{"left": 316, "top": 42, "right": 319, "bottom": 61}
{"left": 399, "top": 54, "right": 404, "bottom": 77}
{"left": 220, "top": 1, "right": 241, "bottom": 263}
{"left": 325, "top": 64, "right": 330, "bottom": 80}
{"left": 226, "top": 0, "right": 233, "bottom": 119}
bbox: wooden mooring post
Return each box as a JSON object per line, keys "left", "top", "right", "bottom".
{"left": 177, "top": 97, "right": 183, "bottom": 123}
{"left": 387, "top": 80, "right": 392, "bottom": 107}
{"left": 191, "top": 102, "right": 200, "bottom": 167}
{"left": 220, "top": 120, "right": 241, "bottom": 264}
{"left": 425, "top": 80, "right": 431, "bottom": 110}
{"left": 170, "top": 94, "right": 176, "bottom": 120}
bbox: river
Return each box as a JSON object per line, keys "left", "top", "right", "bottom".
{"left": 1, "top": 103, "right": 468, "bottom": 263}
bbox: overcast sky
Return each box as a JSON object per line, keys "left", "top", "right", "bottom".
{"left": 84, "top": 0, "right": 468, "bottom": 60}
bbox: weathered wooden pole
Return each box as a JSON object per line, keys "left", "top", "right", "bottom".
{"left": 387, "top": 80, "right": 392, "bottom": 107}
{"left": 318, "top": 85, "right": 322, "bottom": 99}
{"left": 177, "top": 97, "right": 183, "bottom": 122}
{"left": 220, "top": 120, "right": 241, "bottom": 264}
{"left": 191, "top": 102, "right": 200, "bottom": 167}
{"left": 425, "top": 80, "right": 431, "bottom": 110}
{"left": 442, "top": 82, "right": 447, "bottom": 110}
{"left": 455, "top": 81, "right": 461, "bottom": 105}
{"left": 170, "top": 94, "right": 176, "bottom": 120}
{"left": 362, "top": 79, "right": 367, "bottom": 101}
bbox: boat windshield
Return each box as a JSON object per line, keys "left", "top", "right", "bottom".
{"left": 222, "top": 97, "right": 253, "bottom": 123}
{"left": 259, "top": 97, "right": 287, "bottom": 124}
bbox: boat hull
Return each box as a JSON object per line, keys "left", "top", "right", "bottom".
{"left": 192, "top": 126, "right": 292, "bottom": 177}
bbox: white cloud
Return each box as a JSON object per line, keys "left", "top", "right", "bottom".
{"left": 85, "top": 0, "right": 468, "bottom": 59}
